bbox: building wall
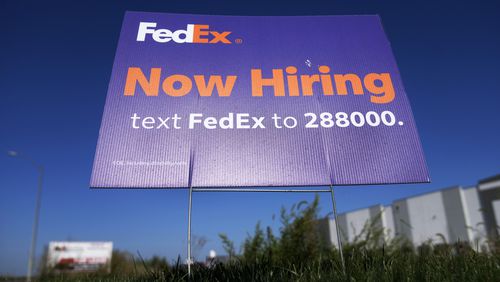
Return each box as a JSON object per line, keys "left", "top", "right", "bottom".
{"left": 391, "top": 187, "right": 484, "bottom": 246}
{"left": 319, "top": 204, "right": 393, "bottom": 248}
{"left": 337, "top": 213, "right": 348, "bottom": 243}
{"left": 382, "top": 206, "right": 395, "bottom": 241}
{"left": 462, "top": 186, "right": 486, "bottom": 247}
{"left": 393, "top": 199, "right": 412, "bottom": 242}
{"left": 407, "top": 190, "right": 451, "bottom": 245}
{"left": 442, "top": 187, "right": 470, "bottom": 243}
{"left": 493, "top": 200, "right": 500, "bottom": 229}
{"left": 343, "top": 207, "right": 371, "bottom": 242}
{"left": 478, "top": 176, "right": 500, "bottom": 238}
{"left": 328, "top": 218, "right": 341, "bottom": 248}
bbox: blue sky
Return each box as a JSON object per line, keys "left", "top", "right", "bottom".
{"left": 1, "top": 0, "right": 499, "bottom": 276}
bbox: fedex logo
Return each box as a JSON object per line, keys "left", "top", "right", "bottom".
{"left": 136, "top": 22, "right": 232, "bottom": 44}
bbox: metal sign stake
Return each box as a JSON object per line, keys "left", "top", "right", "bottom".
{"left": 185, "top": 186, "right": 346, "bottom": 276}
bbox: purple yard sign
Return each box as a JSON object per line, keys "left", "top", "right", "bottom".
{"left": 90, "top": 12, "right": 430, "bottom": 188}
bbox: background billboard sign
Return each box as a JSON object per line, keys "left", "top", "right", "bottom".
{"left": 47, "top": 242, "right": 113, "bottom": 272}
{"left": 91, "top": 12, "right": 429, "bottom": 188}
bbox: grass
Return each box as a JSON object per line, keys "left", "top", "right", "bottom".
{"left": 4, "top": 197, "right": 499, "bottom": 281}
{"left": 7, "top": 247, "right": 498, "bottom": 282}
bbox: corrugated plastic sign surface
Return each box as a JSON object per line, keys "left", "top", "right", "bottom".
{"left": 91, "top": 12, "right": 430, "bottom": 188}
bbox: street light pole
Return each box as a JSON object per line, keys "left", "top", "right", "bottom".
{"left": 7, "top": 151, "right": 44, "bottom": 282}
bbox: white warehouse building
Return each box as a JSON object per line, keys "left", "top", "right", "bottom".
{"left": 318, "top": 174, "right": 500, "bottom": 249}
{"left": 392, "top": 186, "right": 484, "bottom": 246}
